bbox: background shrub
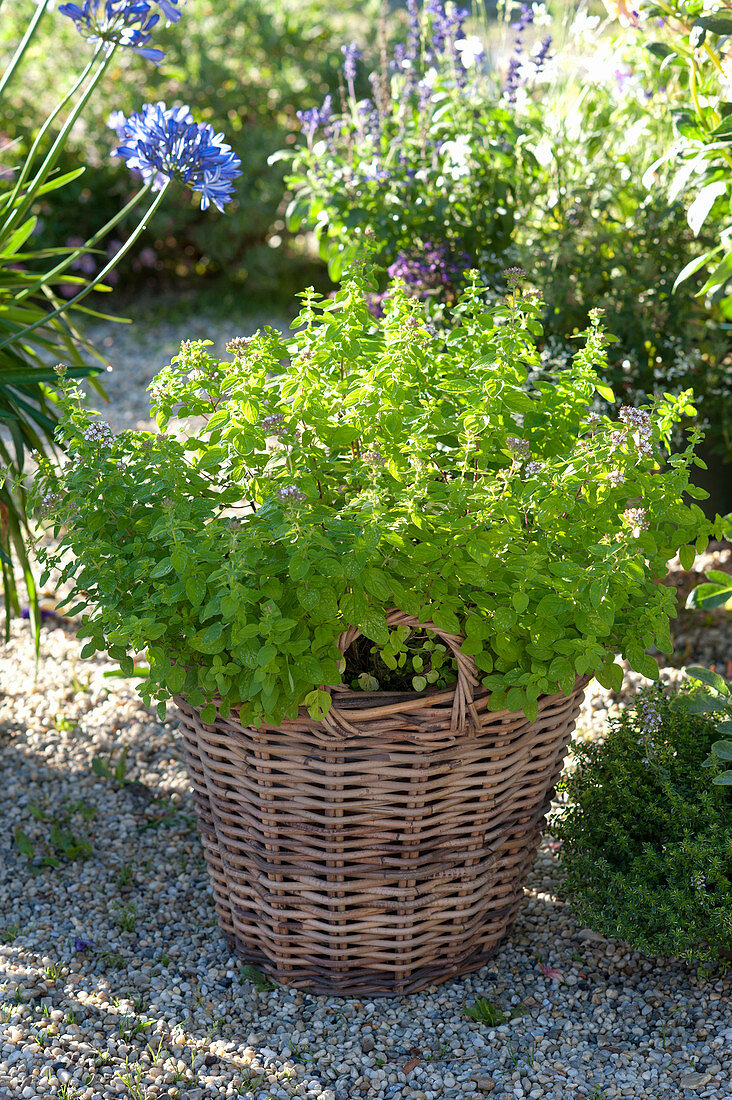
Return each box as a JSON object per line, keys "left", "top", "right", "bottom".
{"left": 554, "top": 687, "right": 732, "bottom": 965}
{"left": 517, "top": 63, "right": 732, "bottom": 478}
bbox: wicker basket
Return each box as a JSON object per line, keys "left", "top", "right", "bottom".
{"left": 175, "top": 610, "right": 590, "bottom": 996}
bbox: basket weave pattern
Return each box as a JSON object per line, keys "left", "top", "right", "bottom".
{"left": 175, "top": 611, "right": 589, "bottom": 996}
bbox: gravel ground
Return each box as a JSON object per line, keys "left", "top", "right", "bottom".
{"left": 1, "top": 549, "right": 731, "bottom": 1100}
{"left": 1, "top": 318, "right": 731, "bottom": 1099}
{"left": 77, "top": 312, "right": 294, "bottom": 435}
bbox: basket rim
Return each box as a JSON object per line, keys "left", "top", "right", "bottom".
{"left": 174, "top": 673, "right": 592, "bottom": 729}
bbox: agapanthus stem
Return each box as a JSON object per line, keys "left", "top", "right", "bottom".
{"left": 0, "top": 183, "right": 170, "bottom": 352}
{"left": 1, "top": 47, "right": 103, "bottom": 228}
{"left": 0, "top": 0, "right": 52, "bottom": 98}
{"left": 3, "top": 48, "right": 115, "bottom": 237}
{"left": 14, "top": 184, "right": 152, "bottom": 304}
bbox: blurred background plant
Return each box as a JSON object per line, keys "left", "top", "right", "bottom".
{"left": 0, "top": 0, "right": 240, "bottom": 652}
{"left": 0, "top": 0, "right": 379, "bottom": 301}
{"left": 277, "top": 0, "right": 544, "bottom": 315}
{"left": 512, "top": 3, "right": 732, "bottom": 511}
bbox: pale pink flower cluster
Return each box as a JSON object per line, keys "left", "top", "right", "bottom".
{"left": 82, "top": 420, "right": 114, "bottom": 448}
{"left": 506, "top": 435, "right": 530, "bottom": 455}
{"left": 624, "top": 506, "right": 649, "bottom": 534}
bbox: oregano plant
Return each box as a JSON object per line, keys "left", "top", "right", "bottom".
{"left": 28, "top": 264, "right": 717, "bottom": 728}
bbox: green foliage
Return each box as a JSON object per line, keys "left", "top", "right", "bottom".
{"left": 686, "top": 514, "right": 732, "bottom": 610}
{"left": 0, "top": 0, "right": 375, "bottom": 291}
{"left": 14, "top": 801, "right": 94, "bottom": 870}
{"left": 629, "top": 2, "right": 732, "bottom": 306}
{"left": 29, "top": 266, "right": 710, "bottom": 727}
{"left": 463, "top": 996, "right": 525, "bottom": 1025}
{"left": 91, "top": 746, "right": 132, "bottom": 787}
{"left": 345, "top": 627, "right": 457, "bottom": 692}
{"left": 682, "top": 666, "right": 732, "bottom": 786}
{"left": 278, "top": 1, "right": 536, "bottom": 293}
{"left": 239, "top": 964, "right": 277, "bottom": 992}
{"left": 513, "top": 9, "right": 732, "bottom": 468}
{"left": 554, "top": 687, "right": 732, "bottom": 963}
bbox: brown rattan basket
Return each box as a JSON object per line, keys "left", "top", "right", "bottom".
{"left": 174, "top": 610, "right": 590, "bottom": 996}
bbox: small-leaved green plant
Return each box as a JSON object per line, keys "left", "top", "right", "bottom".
{"left": 554, "top": 686, "right": 732, "bottom": 963}
{"left": 29, "top": 265, "right": 715, "bottom": 728}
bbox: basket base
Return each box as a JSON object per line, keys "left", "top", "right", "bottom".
{"left": 223, "top": 927, "right": 509, "bottom": 997}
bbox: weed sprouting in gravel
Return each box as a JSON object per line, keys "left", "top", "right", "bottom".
{"left": 238, "top": 964, "right": 276, "bottom": 992}
{"left": 463, "top": 996, "right": 525, "bottom": 1026}
{"left": 113, "top": 902, "right": 138, "bottom": 932}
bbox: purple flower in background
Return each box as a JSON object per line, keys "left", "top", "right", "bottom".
{"left": 21, "top": 606, "right": 60, "bottom": 623}
{"left": 427, "top": 0, "right": 469, "bottom": 57}
{"left": 296, "top": 96, "right": 332, "bottom": 144}
{"left": 112, "top": 102, "right": 242, "bottom": 211}
{"left": 503, "top": 3, "right": 535, "bottom": 103}
{"left": 66, "top": 235, "right": 97, "bottom": 276}
{"left": 342, "top": 42, "right": 362, "bottom": 88}
{"left": 615, "top": 67, "right": 635, "bottom": 94}
{"left": 533, "top": 35, "right": 552, "bottom": 72}
{"left": 73, "top": 936, "right": 96, "bottom": 953}
{"left": 388, "top": 240, "right": 471, "bottom": 299}
{"left": 57, "top": 0, "right": 180, "bottom": 62}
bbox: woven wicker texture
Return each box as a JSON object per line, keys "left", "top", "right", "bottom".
{"left": 176, "top": 611, "right": 589, "bottom": 996}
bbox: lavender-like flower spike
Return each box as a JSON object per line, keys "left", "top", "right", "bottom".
{"left": 296, "top": 96, "right": 332, "bottom": 143}
{"left": 342, "top": 42, "right": 362, "bottom": 87}
{"left": 58, "top": 0, "right": 178, "bottom": 63}
{"left": 82, "top": 420, "right": 115, "bottom": 448}
{"left": 624, "top": 506, "right": 649, "bottom": 533}
{"left": 112, "top": 102, "right": 242, "bottom": 212}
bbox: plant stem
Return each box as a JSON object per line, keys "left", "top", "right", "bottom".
{"left": 0, "top": 183, "right": 170, "bottom": 352}
{"left": 0, "top": 0, "right": 52, "bottom": 98}
{"left": 3, "top": 48, "right": 115, "bottom": 237}
{"left": 15, "top": 184, "right": 152, "bottom": 304}
{"left": 1, "top": 47, "right": 103, "bottom": 224}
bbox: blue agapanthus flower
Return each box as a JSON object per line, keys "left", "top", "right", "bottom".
{"left": 111, "top": 102, "right": 242, "bottom": 212}
{"left": 58, "top": 0, "right": 181, "bottom": 62}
